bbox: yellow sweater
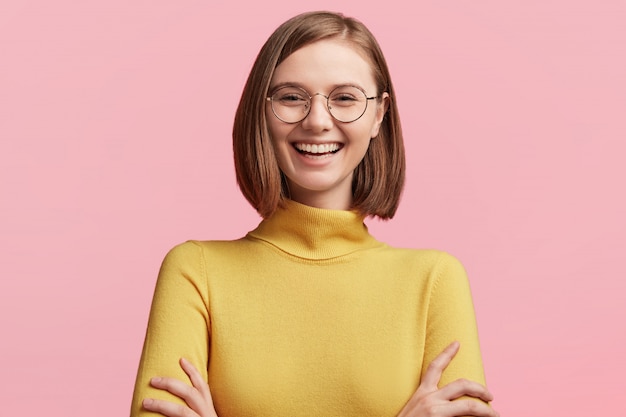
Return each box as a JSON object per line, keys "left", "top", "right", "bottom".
{"left": 131, "top": 200, "right": 485, "bottom": 416}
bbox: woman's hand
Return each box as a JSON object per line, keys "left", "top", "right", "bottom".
{"left": 142, "top": 358, "right": 218, "bottom": 417}
{"left": 397, "top": 342, "right": 499, "bottom": 417}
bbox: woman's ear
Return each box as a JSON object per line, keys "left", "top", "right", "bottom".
{"left": 370, "top": 92, "right": 390, "bottom": 139}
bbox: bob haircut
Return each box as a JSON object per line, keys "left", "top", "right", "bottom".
{"left": 233, "top": 11, "right": 405, "bottom": 219}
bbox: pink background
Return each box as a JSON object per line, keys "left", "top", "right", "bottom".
{"left": 1, "top": 1, "right": 624, "bottom": 415}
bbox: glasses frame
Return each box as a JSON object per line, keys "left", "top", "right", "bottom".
{"left": 266, "top": 84, "right": 379, "bottom": 124}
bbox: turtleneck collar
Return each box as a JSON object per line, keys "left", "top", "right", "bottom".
{"left": 246, "top": 200, "right": 383, "bottom": 260}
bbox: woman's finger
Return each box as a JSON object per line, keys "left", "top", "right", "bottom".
{"left": 419, "top": 341, "right": 460, "bottom": 390}
{"left": 177, "top": 358, "right": 216, "bottom": 415}
{"left": 179, "top": 358, "right": 213, "bottom": 402}
{"left": 398, "top": 342, "right": 462, "bottom": 415}
{"left": 433, "top": 398, "right": 500, "bottom": 417}
{"left": 437, "top": 378, "right": 494, "bottom": 403}
{"left": 150, "top": 376, "right": 199, "bottom": 400}
{"left": 149, "top": 374, "right": 210, "bottom": 416}
{"left": 142, "top": 398, "right": 200, "bottom": 417}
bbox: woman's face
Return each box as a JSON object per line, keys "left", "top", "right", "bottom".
{"left": 266, "top": 39, "right": 388, "bottom": 210}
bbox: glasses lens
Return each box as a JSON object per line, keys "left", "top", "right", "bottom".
{"left": 328, "top": 85, "right": 369, "bottom": 122}
{"left": 269, "top": 85, "right": 372, "bottom": 123}
{"left": 271, "top": 86, "right": 310, "bottom": 123}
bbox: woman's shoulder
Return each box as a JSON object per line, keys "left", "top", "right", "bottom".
{"left": 164, "top": 238, "right": 249, "bottom": 255}
{"left": 160, "top": 238, "right": 257, "bottom": 267}
{"left": 379, "top": 245, "right": 464, "bottom": 266}
{"left": 367, "top": 244, "right": 468, "bottom": 282}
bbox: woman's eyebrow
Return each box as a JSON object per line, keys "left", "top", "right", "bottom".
{"left": 269, "top": 81, "right": 366, "bottom": 93}
{"left": 270, "top": 81, "right": 305, "bottom": 89}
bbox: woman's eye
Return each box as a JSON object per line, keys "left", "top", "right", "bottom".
{"left": 278, "top": 93, "right": 307, "bottom": 103}
{"left": 331, "top": 94, "right": 358, "bottom": 106}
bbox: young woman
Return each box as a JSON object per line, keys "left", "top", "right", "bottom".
{"left": 131, "top": 11, "right": 498, "bottom": 417}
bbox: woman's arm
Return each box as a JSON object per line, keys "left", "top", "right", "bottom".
{"left": 397, "top": 341, "right": 498, "bottom": 417}
{"left": 130, "top": 241, "right": 211, "bottom": 417}
{"left": 422, "top": 252, "right": 487, "bottom": 388}
{"left": 142, "top": 358, "right": 218, "bottom": 417}
{"left": 397, "top": 252, "right": 497, "bottom": 417}
{"left": 144, "top": 342, "right": 498, "bottom": 417}
{"left": 134, "top": 249, "right": 495, "bottom": 417}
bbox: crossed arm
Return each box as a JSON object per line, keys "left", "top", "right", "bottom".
{"left": 142, "top": 341, "right": 498, "bottom": 417}
{"left": 132, "top": 244, "right": 498, "bottom": 417}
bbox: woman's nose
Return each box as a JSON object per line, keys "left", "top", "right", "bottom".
{"left": 301, "top": 94, "right": 334, "bottom": 132}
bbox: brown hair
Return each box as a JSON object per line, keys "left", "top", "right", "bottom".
{"left": 233, "top": 11, "right": 405, "bottom": 219}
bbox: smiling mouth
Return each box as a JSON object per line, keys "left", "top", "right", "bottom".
{"left": 293, "top": 142, "right": 343, "bottom": 157}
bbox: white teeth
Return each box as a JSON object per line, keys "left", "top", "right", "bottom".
{"left": 294, "top": 143, "right": 340, "bottom": 154}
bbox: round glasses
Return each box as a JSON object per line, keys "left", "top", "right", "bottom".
{"left": 266, "top": 85, "right": 378, "bottom": 124}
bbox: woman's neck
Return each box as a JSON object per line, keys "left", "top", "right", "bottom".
{"left": 287, "top": 183, "right": 353, "bottom": 211}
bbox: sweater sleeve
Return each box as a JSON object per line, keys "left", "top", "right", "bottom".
{"left": 421, "top": 252, "right": 486, "bottom": 388}
{"left": 130, "top": 241, "right": 210, "bottom": 416}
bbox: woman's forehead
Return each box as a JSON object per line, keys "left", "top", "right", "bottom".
{"left": 270, "top": 39, "right": 377, "bottom": 90}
